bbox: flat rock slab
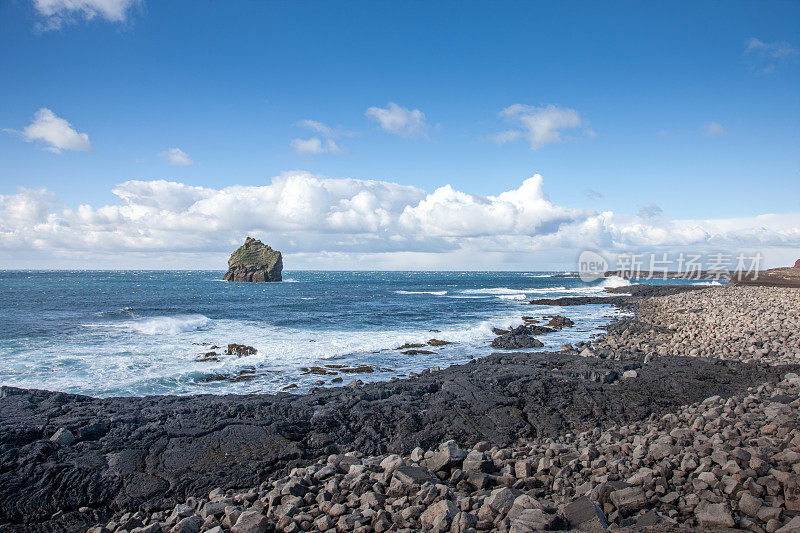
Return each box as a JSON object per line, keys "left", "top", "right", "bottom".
{"left": 0, "top": 353, "right": 795, "bottom": 530}
{"left": 392, "top": 466, "right": 438, "bottom": 486}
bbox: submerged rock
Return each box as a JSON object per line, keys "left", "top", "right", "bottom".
{"left": 225, "top": 344, "right": 257, "bottom": 357}
{"left": 427, "top": 339, "right": 452, "bottom": 346}
{"left": 223, "top": 237, "right": 283, "bottom": 282}
{"left": 491, "top": 326, "right": 544, "bottom": 349}
{"left": 546, "top": 315, "right": 575, "bottom": 329}
{"left": 396, "top": 342, "right": 426, "bottom": 349}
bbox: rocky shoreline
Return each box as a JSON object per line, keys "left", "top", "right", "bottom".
{"left": 1, "top": 285, "right": 799, "bottom": 532}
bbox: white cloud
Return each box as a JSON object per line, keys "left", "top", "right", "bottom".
{"left": 744, "top": 38, "right": 799, "bottom": 74}
{"left": 489, "top": 130, "right": 523, "bottom": 144}
{"left": 1, "top": 172, "right": 798, "bottom": 269}
{"left": 32, "top": 0, "right": 139, "bottom": 29}
{"left": 365, "top": 102, "right": 428, "bottom": 138}
{"left": 704, "top": 122, "right": 727, "bottom": 138}
{"left": 493, "top": 104, "right": 592, "bottom": 150}
{"left": 159, "top": 147, "right": 193, "bottom": 166}
{"left": 399, "top": 175, "right": 586, "bottom": 238}
{"left": 292, "top": 120, "right": 351, "bottom": 155}
{"left": 8, "top": 108, "right": 92, "bottom": 153}
{"left": 297, "top": 120, "right": 334, "bottom": 137}
{"left": 291, "top": 138, "right": 341, "bottom": 155}
{"left": 0, "top": 187, "right": 57, "bottom": 227}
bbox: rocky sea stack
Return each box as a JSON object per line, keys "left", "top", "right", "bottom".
{"left": 223, "top": 237, "right": 283, "bottom": 282}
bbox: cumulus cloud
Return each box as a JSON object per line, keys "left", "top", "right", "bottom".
{"left": 32, "top": 0, "right": 139, "bottom": 29}
{"left": 365, "top": 103, "right": 428, "bottom": 138}
{"left": 291, "top": 138, "right": 341, "bottom": 155}
{"left": 492, "top": 104, "right": 592, "bottom": 150}
{"left": 399, "top": 176, "right": 587, "bottom": 238}
{"left": 704, "top": 122, "right": 727, "bottom": 138}
{"left": 0, "top": 187, "right": 57, "bottom": 227}
{"left": 744, "top": 38, "right": 799, "bottom": 74}
{"left": 159, "top": 147, "right": 193, "bottom": 166}
{"left": 6, "top": 108, "right": 92, "bottom": 153}
{"left": 0, "top": 172, "right": 798, "bottom": 269}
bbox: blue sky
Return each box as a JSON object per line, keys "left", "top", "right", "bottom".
{"left": 0, "top": 1, "right": 798, "bottom": 269}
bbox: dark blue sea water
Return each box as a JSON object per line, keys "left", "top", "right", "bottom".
{"left": 0, "top": 271, "right": 710, "bottom": 397}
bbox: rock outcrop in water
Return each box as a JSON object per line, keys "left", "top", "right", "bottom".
{"left": 223, "top": 237, "right": 282, "bottom": 282}
{"left": 490, "top": 325, "right": 544, "bottom": 349}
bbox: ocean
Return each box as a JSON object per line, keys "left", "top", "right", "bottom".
{"left": 0, "top": 271, "right": 702, "bottom": 397}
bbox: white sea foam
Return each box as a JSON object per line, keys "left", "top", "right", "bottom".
{"left": 524, "top": 286, "right": 567, "bottom": 293}
{"left": 601, "top": 276, "right": 631, "bottom": 288}
{"left": 461, "top": 287, "right": 529, "bottom": 295}
{"left": 194, "top": 310, "right": 522, "bottom": 365}
{"left": 497, "top": 294, "right": 527, "bottom": 300}
{"left": 127, "top": 315, "right": 211, "bottom": 335}
{"left": 692, "top": 281, "right": 723, "bottom": 286}
{"left": 554, "top": 287, "right": 615, "bottom": 296}
{"left": 394, "top": 290, "right": 448, "bottom": 295}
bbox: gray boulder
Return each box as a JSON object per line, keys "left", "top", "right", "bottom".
{"left": 695, "top": 501, "right": 735, "bottom": 529}
{"left": 609, "top": 486, "right": 647, "bottom": 515}
{"left": 49, "top": 427, "right": 75, "bottom": 446}
{"left": 424, "top": 441, "right": 467, "bottom": 472}
{"left": 231, "top": 510, "right": 268, "bottom": 533}
{"left": 420, "top": 499, "right": 458, "bottom": 530}
{"left": 563, "top": 497, "right": 608, "bottom": 532}
{"left": 510, "top": 509, "right": 563, "bottom": 532}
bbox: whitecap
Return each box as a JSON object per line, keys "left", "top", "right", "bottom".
{"left": 601, "top": 276, "right": 631, "bottom": 288}
{"left": 524, "top": 286, "right": 567, "bottom": 293}
{"left": 394, "top": 290, "right": 448, "bottom": 295}
{"left": 127, "top": 315, "right": 211, "bottom": 335}
{"left": 461, "top": 287, "right": 529, "bottom": 295}
{"left": 497, "top": 294, "right": 526, "bottom": 300}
